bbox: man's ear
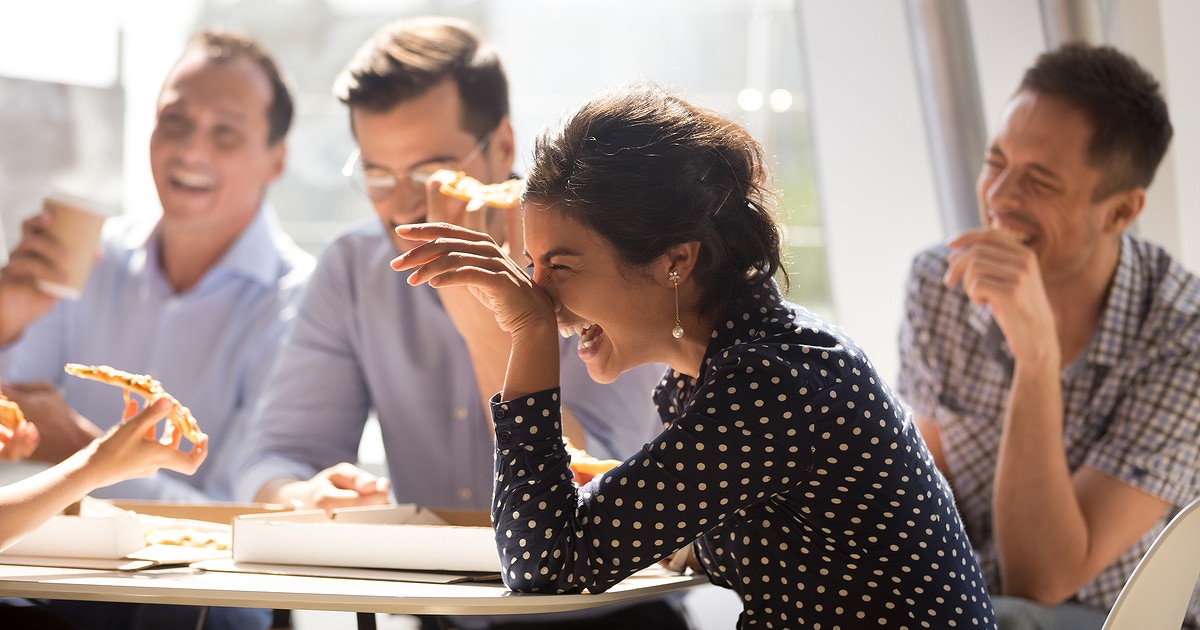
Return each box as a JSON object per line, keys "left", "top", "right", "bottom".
{"left": 489, "top": 116, "right": 516, "bottom": 177}
{"left": 266, "top": 140, "right": 287, "bottom": 183}
{"left": 659, "top": 242, "right": 702, "bottom": 286}
{"left": 1104, "top": 187, "right": 1144, "bottom": 235}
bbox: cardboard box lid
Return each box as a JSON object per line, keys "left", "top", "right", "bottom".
{"left": 232, "top": 504, "right": 500, "bottom": 574}
{"left": 2, "top": 508, "right": 144, "bottom": 559}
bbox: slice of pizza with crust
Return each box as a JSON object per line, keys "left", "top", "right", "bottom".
{"left": 63, "top": 363, "right": 204, "bottom": 443}
{"left": 429, "top": 169, "right": 523, "bottom": 210}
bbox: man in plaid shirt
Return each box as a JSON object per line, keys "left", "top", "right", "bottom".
{"left": 898, "top": 43, "right": 1199, "bottom": 630}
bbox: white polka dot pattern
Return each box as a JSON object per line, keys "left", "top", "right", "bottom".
{"left": 491, "top": 284, "right": 995, "bottom": 628}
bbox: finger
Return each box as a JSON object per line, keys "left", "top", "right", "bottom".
{"left": 355, "top": 469, "right": 385, "bottom": 495}
{"left": 946, "top": 227, "right": 999, "bottom": 249}
{"left": 128, "top": 397, "right": 170, "bottom": 434}
{"left": 405, "top": 250, "right": 512, "bottom": 287}
{"left": 312, "top": 487, "right": 391, "bottom": 513}
{"left": 158, "top": 436, "right": 207, "bottom": 475}
{"left": 2, "top": 248, "right": 70, "bottom": 286}
{"left": 123, "top": 398, "right": 141, "bottom": 422}
{"left": 161, "top": 419, "right": 181, "bottom": 449}
{"left": 463, "top": 198, "right": 488, "bottom": 233}
{"left": 324, "top": 463, "right": 374, "bottom": 490}
{"left": 393, "top": 222, "right": 492, "bottom": 248}
{"left": 19, "top": 422, "right": 40, "bottom": 459}
{"left": 392, "top": 236, "right": 503, "bottom": 275}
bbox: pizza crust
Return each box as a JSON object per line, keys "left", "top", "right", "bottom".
{"left": 63, "top": 363, "right": 204, "bottom": 443}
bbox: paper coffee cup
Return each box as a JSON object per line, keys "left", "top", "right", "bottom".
{"left": 35, "top": 192, "right": 107, "bottom": 300}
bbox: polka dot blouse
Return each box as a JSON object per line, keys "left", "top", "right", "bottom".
{"left": 490, "top": 284, "right": 995, "bottom": 629}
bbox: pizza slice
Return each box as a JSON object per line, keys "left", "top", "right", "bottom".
{"left": 63, "top": 363, "right": 204, "bottom": 444}
{"left": 429, "top": 169, "right": 523, "bottom": 210}
{"left": 563, "top": 437, "right": 621, "bottom": 485}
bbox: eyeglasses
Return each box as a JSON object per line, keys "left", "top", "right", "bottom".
{"left": 341, "top": 135, "right": 491, "bottom": 201}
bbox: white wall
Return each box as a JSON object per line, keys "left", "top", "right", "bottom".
{"left": 797, "top": 0, "right": 942, "bottom": 383}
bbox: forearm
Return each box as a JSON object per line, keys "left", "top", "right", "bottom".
{"left": 440, "top": 287, "right": 514, "bottom": 407}
{"left": 993, "top": 356, "right": 1087, "bottom": 601}
{"left": 0, "top": 450, "right": 100, "bottom": 549}
{"left": 502, "top": 322, "right": 561, "bottom": 401}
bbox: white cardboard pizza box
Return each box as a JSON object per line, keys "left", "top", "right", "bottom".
{"left": 0, "top": 498, "right": 287, "bottom": 567}
{"left": 1, "top": 503, "right": 144, "bottom": 559}
{"left": 232, "top": 504, "right": 500, "bottom": 574}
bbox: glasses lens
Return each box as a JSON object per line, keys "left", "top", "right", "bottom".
{"left": 408, "top": 161, "right": 455, "bottom": 195}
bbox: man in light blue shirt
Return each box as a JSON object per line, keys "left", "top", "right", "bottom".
{"left": 0, "top": 29, "right": 313, "bottom": 504}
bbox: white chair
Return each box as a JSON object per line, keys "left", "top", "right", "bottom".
{"left": 1102, "top": 496, "right": 1200, "bottom": 630}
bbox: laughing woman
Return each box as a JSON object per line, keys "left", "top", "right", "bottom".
{"left": 393, "top": 83, "right": 995, "bottom": 629}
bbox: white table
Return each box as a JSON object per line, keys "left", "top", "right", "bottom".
{"left": 0, "top": 562, "right": 705, "bottom": 628}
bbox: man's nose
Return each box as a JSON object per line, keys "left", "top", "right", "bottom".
{"left": 984, "top": 168, "right": 1020, "bottom": 209}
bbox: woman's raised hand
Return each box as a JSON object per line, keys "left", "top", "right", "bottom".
{"left": 391, "top": 222, "right": 555, "bottom": 337}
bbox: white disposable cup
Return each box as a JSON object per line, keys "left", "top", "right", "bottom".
{"left": 36, "top": 192, "right": 107, "bottom": 300}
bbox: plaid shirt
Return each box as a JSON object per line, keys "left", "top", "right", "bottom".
{"left": 898, "top": 232, "right": 1200, "bottom": 628}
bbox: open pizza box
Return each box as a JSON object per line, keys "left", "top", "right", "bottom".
{"left": 214, "top": 503, "right": 501, "bottom": 582}
{"left": 0, "top": 497, "right": 289, "bottom": 570}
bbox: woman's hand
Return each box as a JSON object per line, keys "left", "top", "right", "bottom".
{"left": 0, "top": 420, "right": 39, "bottom": 462}
{"left": 81, "top": 397, "right": 208, "bottom": 489}
{"left": 391, "top": 222, "right": 556, "bottom": 337}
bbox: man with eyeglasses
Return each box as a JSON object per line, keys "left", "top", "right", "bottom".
{"left": 235, "top": 19, "right": 682, "bottom": 628}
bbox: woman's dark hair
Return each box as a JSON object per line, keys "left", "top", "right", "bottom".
{"left": 524, "top": 83, "right": 786, "bottom": 319}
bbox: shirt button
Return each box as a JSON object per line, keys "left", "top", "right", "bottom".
{"left": 498, "top": 430, "right": 512, "bottom": 443}
{"left": 495, "top": 408, "right": 507, "bottom": 419}
{"left": 457, "top": 487, "right": 473, "bottom": 501}
{"left": 454, "top": 407, "right": 468, "bottom": 421}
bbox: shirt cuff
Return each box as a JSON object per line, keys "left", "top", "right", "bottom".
{"left": 491, "top": 387, "right": 563, "bottom": 448}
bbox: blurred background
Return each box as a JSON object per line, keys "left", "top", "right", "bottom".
{"left": 1, "top": 1, "right": 1197, "bottom": 626}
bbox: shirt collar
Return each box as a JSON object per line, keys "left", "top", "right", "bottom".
{"left": 1086, "top": 232, "right": 1142, "bottom": 367}
{"left": 139, "top": 203, "right": 285, "bottom": 290}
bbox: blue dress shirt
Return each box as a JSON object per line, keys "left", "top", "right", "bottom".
{"left": 0, "top": 206, "right": 314, "bottom": 501}
{"left": 235, "top": 219, "right": 663, "bottom": 510}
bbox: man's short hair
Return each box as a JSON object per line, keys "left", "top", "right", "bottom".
{"left": 332, "top": 16, "right": 509, "bottom": 139}
{"left": 180, "top": 28, "right": 295, "bottom": 146}
{"left": 1019, "top": 43, "right": 1173, "bottom": 200}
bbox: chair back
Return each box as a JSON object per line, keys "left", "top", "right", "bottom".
{"left": 1102, "top": 496, "right": 1200, "bottom": 630}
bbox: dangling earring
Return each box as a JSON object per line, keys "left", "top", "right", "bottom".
{"left": 669, "top": 270, "right": 684, "bottom": 339}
